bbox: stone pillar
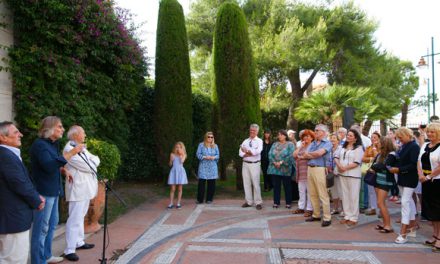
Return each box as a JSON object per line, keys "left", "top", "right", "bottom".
{"left": 0, "top": 1, "right": 14, "bottom": 122}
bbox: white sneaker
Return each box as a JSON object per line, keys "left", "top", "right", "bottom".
{"left": 47, "top": 256, "right": 64, "bottom": 263}
{"left": 395, "top": 234, "right": 408, "bottom": 244}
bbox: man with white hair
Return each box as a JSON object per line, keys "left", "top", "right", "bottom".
{"left": 299, "top": 124, "right": 333, "bottom": 227}
{"left": 239, "top": 124, "right": 263, "bottom": 210}
{"left": 63, "top": 126, "right": 100, "bottom": 261}
{"left": 0, "top": 121, "right": 45, "bottom": 263}
{"left": 337, "top": 127, "right": 347, "bottom": 146}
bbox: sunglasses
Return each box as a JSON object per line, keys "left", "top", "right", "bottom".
{"left": 207, "top": 136, "right": 214, "bottom": 138}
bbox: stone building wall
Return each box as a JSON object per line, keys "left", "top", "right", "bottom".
{"left": 0, "top": 1, "right": 13, "bottom": 122}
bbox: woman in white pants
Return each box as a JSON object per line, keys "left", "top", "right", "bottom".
{"left": 334, "top": 129, "right": 365, "bottom": 226}
{"left": 389, "top": 127, "right": 420, "bottom": 244}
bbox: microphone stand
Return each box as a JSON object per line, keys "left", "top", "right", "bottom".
{"left": 76, "top": 152, "right": 126, "bottom": 264}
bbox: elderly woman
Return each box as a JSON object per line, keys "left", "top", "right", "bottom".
{"left": 418, "top": 123, "right": 440, "bottom": 251}
{"left": 30, "top": 117, "right": 83, "bottom": 264}
{"left": 268, "top": 130, "right": 295, "bottom": 208}
{"left": 334, "top": 129, "right": 364, "bottom": 226}
{"left": 196, "top": 132, "right": 220, "bottom": 204}
{"left": 293, "top": 129, "right": 315, "bottom": 216}
{"left": 329, "top": 133, "right": 342, "bottom": 215}
{"left": 63, "top": 126, "right": 100, "bottom": 261}
{"left": 390, "top": 127, "right": 420, "bottom": 244}
{"left": 362, "top": 132, "right": 381, "bottom": 216}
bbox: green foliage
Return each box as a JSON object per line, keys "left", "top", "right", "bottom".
{"left": 192, "top": 91, "right": 213, "bottom": 146}
{"left": 261, "top": 108, "right": 289, "bottom": 133}
{"left": 87, "top": 138, "right": 121, "bottom": 181}
{"left": 154, "top": 0, "right": 193, "bottom": 178}
{"left": 294, "top": 85, "right": 373, "bottom": 126}
{"left": 4, "top": 0, "right": 147, "bottom": 157}
{"left": 121, "top": 85, "right": 160, "bottom": 181}
{"left": 212, "top": 2, "right": 262, "bottom": 182}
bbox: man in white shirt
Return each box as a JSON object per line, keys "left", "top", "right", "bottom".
{"left": 239, "top": 124, "right": 263, "bottom": 210}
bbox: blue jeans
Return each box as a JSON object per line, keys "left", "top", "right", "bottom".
{"left": 31, "top": 196, "right": 59, "bottom": 264}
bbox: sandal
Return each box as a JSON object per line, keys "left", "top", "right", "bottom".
{"left": 303, "top": 210, "right": 312, "bottom": 217}
{"left": 293, "top": 209, "right": 305, "bottom": 214}
{"left": 379, "top": 228, "right": 394, "bottom": 233}
{"left": 375, "top": 225, "right": 384, "bottom": 230}
{"left": 424, "top": 236, "right": 438, "bottom": 247}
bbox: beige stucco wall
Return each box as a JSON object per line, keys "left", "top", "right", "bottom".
{"left": 0, "top": 1, "right": 13, "bottom": 122}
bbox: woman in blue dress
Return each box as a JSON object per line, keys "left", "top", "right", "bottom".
{"left": 167, "top": 142, "right": 188, "bottom": 209}
{"left": 196, "top": 132, "right": 220, "bottom": 204}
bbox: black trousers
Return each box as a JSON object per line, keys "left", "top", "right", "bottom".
{"left": 272, "top": 175, "right": 292, "bottom": 205}
{"left": 261, "top": 163, "right": 272, "bottom": 190}
{"left": 197, "top": 179, "right": 216, "bottom": 203}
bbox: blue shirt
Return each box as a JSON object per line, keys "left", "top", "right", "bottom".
{"left": 196, "top": 143, "right": 220, "bottom": 180}
{"left": 30, "top": 138, "right": 67, "bottom": 197}
{"left": 307, "top": 139, "right": 332, "bottom": 167}
{"left": 267, "top": 142, "right": 295, "bottom": 176}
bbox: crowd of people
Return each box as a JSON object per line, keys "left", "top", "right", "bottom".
{"left": 176, "top": 123, "right": 440, "bottom": 250}
{"left": 2, "top": 118, "right": 440, "bottom": 263}
{"left": 1, "top": 117, "right": 99, "bottom": 263}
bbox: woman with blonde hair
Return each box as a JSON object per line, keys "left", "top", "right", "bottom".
{"left": 389, "top": 127, "right": 420, "bottom": 244}
{"left": 167, "top": 142, "right": 188, "bottom": 209}
{"left": 418, "top": 123, "right": 440, "bottom": 251}
{"left": 196, "top": 132, "right": 220, "bottom": 204}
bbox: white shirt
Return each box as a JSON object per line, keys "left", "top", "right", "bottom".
{"left": 418, "top": 142, "right": 440, "bottom": 180}
{"left": 239, "top": 137, "right": 263, "bottom": 162}
{"left": 361, "top": 134, "right": 371, "bottom": 149}
{"left": 335, "top": 146, "right": 364, "bottom": 178}
{"left": 64, "top": 141, "right": 100, "bottom": 201}
{"left": 0, "top": 144, "right": 21, "bottom": 160}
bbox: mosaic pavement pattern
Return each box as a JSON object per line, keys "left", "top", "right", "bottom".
{"left": 114, "top": 203, "right": 437, "bottom": 264}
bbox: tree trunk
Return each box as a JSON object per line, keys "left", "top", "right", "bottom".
{"left": 363, "top": 120, "right": 373, "bottom": 136}
{"left": 219, "top": 159, "right": 227, "bottom": 181}
{"left": 234, "top": 160, "right": 243, "bottom": 190}
{"left": 401, "top": 103, "right": 408, "bottom": 127}
{"left": 380, "top": 119, "right": 387, "bottom": 136}
{"left": 286, "top": 69, "right": 303, "bottom": 131}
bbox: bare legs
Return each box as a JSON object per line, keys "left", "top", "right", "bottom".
{"left": 169, "top": 184, "right": 183, "bottom": 206}
{"left": 376, "top": 188, "right": 391, "bottom": 230}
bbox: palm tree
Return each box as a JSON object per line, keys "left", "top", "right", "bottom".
{"left": 294, "top": 85, "right": 374, "bottom": 129}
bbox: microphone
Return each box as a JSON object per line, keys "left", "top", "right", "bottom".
{"left": 70, "top": 142, "right": 85, "bottom": 154}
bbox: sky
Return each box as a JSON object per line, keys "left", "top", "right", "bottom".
{"left": 115, "top": 0, "right": 440, "bottom": 123}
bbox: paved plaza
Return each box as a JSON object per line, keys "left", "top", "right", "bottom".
{"left": 53, "top": 199, "right": 439, "bottom": 264}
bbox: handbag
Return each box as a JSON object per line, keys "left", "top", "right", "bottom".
{"left": 324, "top": 152, "right": 334, "bottom": 188}
{"left": 363, "top": 170, "right": 376, "bottom": 186}
{"left": 363, "top": 155, "right": 378, "bottom": 186}
{"left": 326, "top": 170, "right": 335, "bottom": 188}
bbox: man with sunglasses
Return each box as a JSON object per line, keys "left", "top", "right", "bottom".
{"left": 239, "top": 124, "right": 264, "bottom": 210}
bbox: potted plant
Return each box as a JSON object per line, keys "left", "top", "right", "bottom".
{"left": 84, "top": 139, "right": 121, "bottom": 233}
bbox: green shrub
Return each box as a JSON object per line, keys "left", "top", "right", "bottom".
{"left": 154, "top": 0, "right": 193, "bottom": 179}
{"left": 87, "top": 139, "right": 121, "bottom": 181}
{"left": 4, "top": 0, "right": 147, "bottom": 160}
{"left": 212, "top": 2, "right": 261, "bottom": 187}
{"left": 121, "top": 86, "right": 160, "bottom": 181}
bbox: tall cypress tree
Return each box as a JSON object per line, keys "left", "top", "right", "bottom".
{"left": 212, "top": 2, "right": 261, "bottom": 189}
{"left": 154, "top": 0, "right": 193, "bottom": 178}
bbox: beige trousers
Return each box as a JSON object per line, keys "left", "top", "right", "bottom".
{"left": 307, "top": 167, "right": 331, "bottom": 221}
{"left": 340, "top": 176, "right": 361, "bottom": 222}
{"left": 242, "top": 162, "right": 263, "bottom": 205}
{"left": 0, "top": 230, "right": 29, "bottom": 264}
